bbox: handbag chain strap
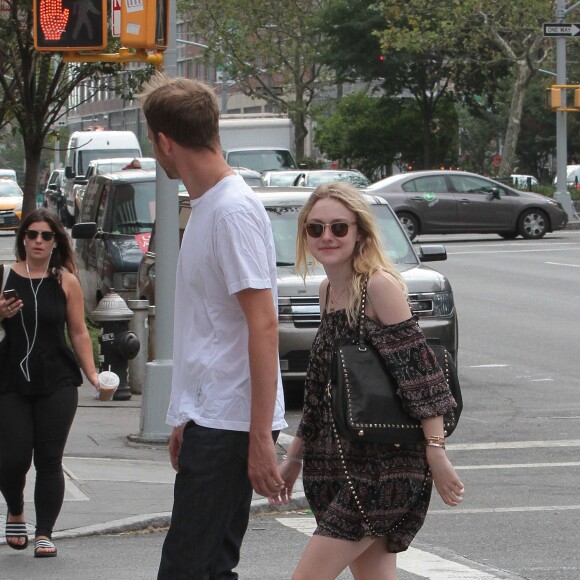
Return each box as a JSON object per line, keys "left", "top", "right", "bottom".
{"left": 355, "top": 275, "right": 369, "bottom": 351}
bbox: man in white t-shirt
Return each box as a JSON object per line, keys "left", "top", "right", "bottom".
{"left": 139, "top": 73, "right": 287, "bottom": 579}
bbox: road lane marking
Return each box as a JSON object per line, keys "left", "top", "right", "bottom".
{"left": 447, "top": 247, "right": 580, "bottom": 255}
{"left": 469, "top": 364, "right": 509, "bottom": 368}
{"left": 277, "top": 517, "right": 505, "bottom": 578}
{"left": 429, "top": 504, "right": 580, "bottom": 515}
{"left": 545, "top": 261, "right": 580, "bottom": 268}
{"left": 455, "top": 461, "right": 580, "bottom": 470}
{"left": 448, "top": 439, "right": 580, "bottom": 451}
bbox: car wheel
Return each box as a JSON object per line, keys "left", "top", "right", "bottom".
{"left": 499, "top": 232, "right": 517, "bottom": 240}
{"left": 396, "top": 212, "right": 419, "bottom": 240}
{"left": 517, "top": 209, "right": 548, "bottom": 239}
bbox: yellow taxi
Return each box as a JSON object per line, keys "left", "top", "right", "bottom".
{"left": 0, "top": 177, "right": 23, "bottom": 231}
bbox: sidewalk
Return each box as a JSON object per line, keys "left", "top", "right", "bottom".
{"left": 0, "top": 385, "right": 307, "bottom": 545}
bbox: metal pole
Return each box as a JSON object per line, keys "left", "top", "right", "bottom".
{"left": 135, "top": 0, "right": 179, "bottom": 441}
{"left": 554, "top": 0, "right": 577, "bottom": 219}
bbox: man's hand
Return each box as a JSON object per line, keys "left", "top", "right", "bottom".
{"left": 168, "top": 424, "right": 186, "bottom": 472}
{"left": 248, "top": 434, "right": 285, "bottom": 498}
{"left": 40, "top": 0, "right": 70, "bottom": 40}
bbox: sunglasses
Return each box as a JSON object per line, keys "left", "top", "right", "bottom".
{"left": 305, "top": 221, "right": 357, "bottom": 238}
{"left": 25, "top": 230, "right": 56, "bottom": 242}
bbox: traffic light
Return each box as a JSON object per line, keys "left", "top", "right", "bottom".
{"left": 33, "top": 0, "right": 107, "bottom": 51}
{"left": 121, "top": 0, "right": 169, "bottom": 51}
{"left": 546, "top": 87, "right": 562, "bottom": 110}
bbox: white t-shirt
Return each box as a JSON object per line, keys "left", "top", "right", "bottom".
{"left": 166, "top": 174, "right": 287, "bottom": 432}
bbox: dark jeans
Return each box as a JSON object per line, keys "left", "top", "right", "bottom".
{"left": 158, "top": 422, "right": 278, "bottom": 580}
{"left": 0, "top": 388, "right": 78, "bottom": 538}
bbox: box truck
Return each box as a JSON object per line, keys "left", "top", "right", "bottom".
{"left": 62, "top": 130, "right": 142, "bottom": 225}
{"left": 219, "top": 116, "right": 297, "bottom": 173}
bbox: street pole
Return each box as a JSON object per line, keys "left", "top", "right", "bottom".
{"left": 136, "top": 0, "right": 179, "bottom": 441}
{"left": 554, "top": 0, "right": 578, "bottom": 219}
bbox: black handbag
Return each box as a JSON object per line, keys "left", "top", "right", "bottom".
{"left": 329, "top": 276, "right": 462, "bottom": 445}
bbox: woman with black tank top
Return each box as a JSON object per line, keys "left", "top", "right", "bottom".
{"left": 0, "top": 208, "right": 99, "bottom": 558}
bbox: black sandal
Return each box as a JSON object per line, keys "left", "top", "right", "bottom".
{"left": 5, "top": 520, "right": 29, "bottom": 551}
{"left": 34, "top": 538, "right": 57, "bottom": 558}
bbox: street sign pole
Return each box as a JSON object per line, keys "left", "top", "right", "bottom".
{"left": 552, "top": 0, "right": 578, "bottom": 219}
{"left": 136, "top": 0, "right": 179, "bottom": 441}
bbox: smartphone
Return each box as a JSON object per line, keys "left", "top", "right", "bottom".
{"left": 3, "top": 289, "right": 19, "bottom": 301}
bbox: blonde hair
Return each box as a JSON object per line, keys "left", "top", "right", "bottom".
{"left": 296, "top": 182, "right": 407, "bottom": 324}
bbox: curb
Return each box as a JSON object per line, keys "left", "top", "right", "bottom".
{"left": 0, "top": 493, "right": 310, "bottom": 544}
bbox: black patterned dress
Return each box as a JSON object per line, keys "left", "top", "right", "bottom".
{"left": 297, "top": 309, "right": 456, "bottom": 553}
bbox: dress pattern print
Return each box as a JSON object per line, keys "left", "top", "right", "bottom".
{"left": 297, "top": 310, "right": 456, "bottom": 553}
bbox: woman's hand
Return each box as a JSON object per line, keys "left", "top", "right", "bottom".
{"left": 426, "top": 447, "right": 464, "bottom": 507}
{"left": 0, "top": 295, "right": 23, "bottom": 319}
{"left": 89, "top": 371, "right": 100, "bottom": 390}
{"left": 268, "top": 457, "right": 302, "bottom": 507}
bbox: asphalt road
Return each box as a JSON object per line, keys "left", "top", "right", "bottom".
{"left": 1, "top": 230, "right": 579, "bottom": 579}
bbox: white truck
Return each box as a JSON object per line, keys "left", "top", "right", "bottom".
{"left": 219, "top": 116, "right": 297, "bottom": 173}
{"left": 62, "top": 130, "right": 142, "bottom": 225}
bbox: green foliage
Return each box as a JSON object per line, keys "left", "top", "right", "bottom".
{"left": 313, "top": 92, "right": 458, "bottom": 178}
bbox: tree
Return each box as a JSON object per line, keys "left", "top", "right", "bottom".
{"left": 0, "top": 1, "right": 152, "bottom": 219}
{"left": 178, "top": 0, "right": 329, "bottom": 162}
{"left": 460, "top": 0, "right": 554, "bottom": 178}
{"left": 314, "top": 91, "right": 458, "bottom": 178}
{"left": 317, "top": 0, "right": 507, "bottom": 169}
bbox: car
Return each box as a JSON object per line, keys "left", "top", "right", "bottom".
{"left": 42, "top": 168, "right": 65, "bottom": 213}
{"left": 71, "top": 170, "right": 156, "bottom": 318}
{"left": 511, "top": 174, "right": 539, "bottom": 189}
{"left": 262, "top": 169, "right": 371, "bottom": 189}
{"left": 553, "top": 164, "right": 580, "bottom": 188}
{"left": 64, "top": 157, "right": 156, "bottom": 227}
{"left": 0, "top": 177, "right": 23, "bottom": 232}
{"left": 365, "top": 170, "right": 569, "bottom": 240}
{"left": 137, "top": 187, "right": 458, "bottom": 382}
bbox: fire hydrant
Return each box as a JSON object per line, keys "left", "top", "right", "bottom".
{"left": 91, "top": 291, "right": 140, "bottom": 401}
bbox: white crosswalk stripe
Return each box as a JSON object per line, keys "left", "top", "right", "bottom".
{"left": 276, "top": 517, "right": 505, "bottom": 579}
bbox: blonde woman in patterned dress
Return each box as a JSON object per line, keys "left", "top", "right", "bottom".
{"left": 274, "top": 183, "right": 464, "bottom": 579}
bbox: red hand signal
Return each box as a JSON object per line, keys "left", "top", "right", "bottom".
{"left": 39, "top": 0, "right": 70, "bottom": 41}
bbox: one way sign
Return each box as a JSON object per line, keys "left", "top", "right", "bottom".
{"left": 543, "top": 23, "right": 580, "bottom": 37}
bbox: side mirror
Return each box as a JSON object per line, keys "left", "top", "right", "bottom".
{"left": 65, "top": 166, "right": 75, "bottom": 179}
{"left": 491, "top": 187, "right": 501, "bottom": 199}
{"left": 72, "top": 222, "right": 99, "bottom": 239}
{"left": 417, "top": 244, "right": 447, "bottom": 262}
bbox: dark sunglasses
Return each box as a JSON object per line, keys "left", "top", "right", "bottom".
{"left": 25, "top": 230, "right": 56, "bottom": 242}
{"left": 305, "top": 221, "right": 357, "bottom": 238}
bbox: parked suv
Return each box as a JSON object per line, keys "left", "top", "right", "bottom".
{"left": 72, "top": 170, "right": 156, "bottom": 319}
{"left": 138, "top": 187, "right": 458, "bottom": 383}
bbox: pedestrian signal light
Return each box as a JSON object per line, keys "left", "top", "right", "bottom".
{"left": 546, "top": 87, "right": 562, "bottom": 110}
{"left": 33, "top": 0, "right": 107, "bottom": 51}
{"left": 121, "top": 0, "right": 169, "bottom": 51}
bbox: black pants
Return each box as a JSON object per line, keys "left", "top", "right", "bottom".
{"left": 158, "top": 422, "right": 279, "bottom": 580}
{"left": 0, "top": 388, "right": 78, "bottom": 538}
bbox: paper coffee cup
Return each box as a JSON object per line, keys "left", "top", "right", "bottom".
{"left": 98, "top": 371, "right": 120, "bottom": 401}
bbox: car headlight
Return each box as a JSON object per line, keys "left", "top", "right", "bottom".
{"left": 409, "top": 291, "right": 455, "bottom": 317}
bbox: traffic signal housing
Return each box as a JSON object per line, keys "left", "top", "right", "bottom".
{"left": 33, "top": 0, "right": 107, "bottom": 51}
{"left": 546, "top": 87, "right": 562, "bottom": 110}
{"left": 121, "top": 0, "right": 169, "bottom": 51}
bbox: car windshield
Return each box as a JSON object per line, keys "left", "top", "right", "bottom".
{"left": 78, "top": 149, "right": 142, "bottom": 175}
{"left": 93, "top": 159, "right": 156, "bottom": 174}
{"left": 266, "top": 204, "right": 417, "bottom": 267}
{"left": 228, "top": 150, "right": 296, "bottom": 172}
{"left": 111, "top": 181, "right": 156, "bottom": 234}
{"left": 267, "top": 172, "right": 302, "bottom": 186}
{"left": 305, "top": 172, "right": 370, "bottom": 188}
{"left": 0, "top": 180, "right": 23, "bottom": 197}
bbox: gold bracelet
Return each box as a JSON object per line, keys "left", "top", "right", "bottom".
{"left": 425, "top": 436, "right": 445, "bottom": 444}
{"left": 426, "top": 442, "right": 446, "bottom": 450}
{"left": 283, "top": 454, "right": 303, "bottom": 465}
